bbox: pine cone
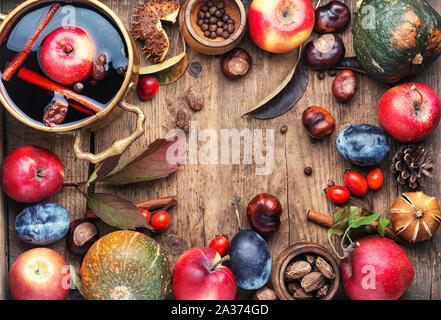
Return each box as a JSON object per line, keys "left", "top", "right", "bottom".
{"left": 391, "top": 145, "right": 434, "bottom": 189}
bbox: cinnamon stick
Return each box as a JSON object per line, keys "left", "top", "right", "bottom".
{"left": 86, "top": 196, "right": 178, "bottom": 219}
{"left": 307, "top": 209, "right": 410, "bottom": 247}
{"left": 17, "top": 68, "right": 103, "bottom": 113}
{"left": 2, "top": 3, "right": 61, "bottom": 81}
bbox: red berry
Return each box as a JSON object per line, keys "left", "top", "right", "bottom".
{"left": 344, "top": 170, "right": 368, "bottom": 197}
{"left": 141, "top": 209, "right": 151, "bottom": 222}
{"left": 367, "top": 168, "right": 384, "bottom": 191}
{"left": 137, "top": 76, "right": 159, "bottom": 100}
{"left": 325, "top": 185, "right": 350, "bottom": 204}
{"left": 209, "top": 235, "right": 229, "bottom": 257}
{"left": 151, "top": 211, "right": 169, "bottom": 233}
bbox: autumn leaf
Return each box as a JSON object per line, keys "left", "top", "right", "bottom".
{"left": 100, "top": 137, "right": 184, "bottom": 185}
{"left": 85, "top": 193, "right": 150, "bottom": 230}
{"left": 152, "top": 53, "right": 188, "bottom": 86}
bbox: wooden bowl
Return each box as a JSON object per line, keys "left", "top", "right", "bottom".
{"left": 179, "top": 0, "right": 246, "bottom": 55}
{"left": 272, "top": 242, "right": 341, "bottom": 300}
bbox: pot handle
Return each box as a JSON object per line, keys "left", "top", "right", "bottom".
{"left": 73, "top": 82, "right": 146, "bottom": 164}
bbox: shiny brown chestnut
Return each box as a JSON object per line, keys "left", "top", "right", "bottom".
{"left": 315, "top": 1, "right": 351, "bottom": 34}
{"left": 302, "top": 106, "right": 335, "bottom": 139}
{"left": 66, "top": 219, "right": 99, "bottom": 256}
{"left": 332, "top": 70, "right": 357, "bottom": 103}
{"left": 247, "top": 193, "right": 282, "bottom": 236}
{"left": 304, "top": 34, "right": 345, "bottom": 71}
{"left": 221, "top": 48, "right": 252, "bottom": 79}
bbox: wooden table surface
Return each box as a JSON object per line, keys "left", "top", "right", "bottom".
{"left": 1, "top": 0, "right": 440, "bottom": 300}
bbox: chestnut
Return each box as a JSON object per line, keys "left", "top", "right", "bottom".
{"left": 221, "top": 48, "right": 252, "bottom": 79}
{"left": 315, "top": 1, "right": 351, "bottom": 34}
{"left": 304, "top": 34, "right": 345, "bottom": 71}
{"left": 66, "top": 219, "right": 99, "bottom": 256}
{"left": 247, "top": 193, "right": 282, "bottom": 237}
{"left": 332, "top": 70, "right": 357, "bottom": 103}
{"left": 302, "top": 106, "right": 335, "bottom": 139}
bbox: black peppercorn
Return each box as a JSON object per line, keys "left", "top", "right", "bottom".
{"left": 201, "top": 5, "right": 208, "bottom": 12}
{"left": 280, "top": 125, "right": 288, "bottom": 134}
{"left": 318, "top": 72, "right": 326, "bottom": 80}
{"left": 304, "top": 167, "right": 313, "bottom": 176}
{"left": 197, "top": 19, "right": 204, "bottom": 26}
{"left": 73, "top": 82, "right": 84, "bottom": 93}
{"left": 198, "top": 11, "right": 205, "bottom": 19}
{"left": 222, "top": 31, "right": 229, "bottom": 39}
{"left": 209, "top": 6, "right": 217, "bottom": 15}
{"left": 217, "top": 21, "right": 224, "bottom": 27}
{"left": 217, "top": 2, "right": 224, "bottom": 9}
{"left": 207, "top": 1, "right": 214, "bottom": 7}
{"left": 209, "top": 16, "right": 217, "bottom": 24}
{"left": 215, "top": 10, "right": 222, "bottom": 18}
{"left": 227, "top": 19, "right": 234, "bottom": 25}
{"left": 204, "top": 30, "right": 211, "bottom": 37}
{"left": 116, "top": 66, "right": 125, "bottom": 76}
{"left": 222, "top": 14, "right": 229, "bottom": 22}
{"left": 205, "top": 12, "right": 211, "bottom": 18}
{"left": 201, "top": 24, "right": 209, "bottom": 32}
{"left": 216, "top": 28, "right": 223, "bottom": 36}
{"left": 210, "top": 32, "right": 217, "bottom": 39}
{"left": 209, "top": 24, "right": 217, "bottom": 32}
{"left": 328, "top": 69, "right": 337, "bottom": 77}
{"left": 227, "top": 24, "right": 235, "bottom": 33}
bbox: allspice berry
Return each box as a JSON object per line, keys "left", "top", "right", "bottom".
{"left": 280, "top": 125, "right": 288, "bottom": 134}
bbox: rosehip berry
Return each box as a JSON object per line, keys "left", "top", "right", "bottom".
{"left": 325, "top": 185, "right": 350, "bottom": 204}
{"left": 367, "top": 168, "right": 384, "bottom": 191}
{"left": 209, "top": 235, "right": 229, "bottom": 257}
{"left": 151, "top": 211, "right": 169, "bottom": 233}
{"left": 138, "top": 76, "right": 159, "bottom": 100}
{"left": 344, "top": 170, "right": 368, "bottom": 197}
{"left": 141, "top": 209, "right": 151, "bottom": 222}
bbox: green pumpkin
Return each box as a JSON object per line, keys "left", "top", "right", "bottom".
{"left": 353, "top": 0, "right": 441, "bottom": 83}
{"left": 81, "top": 230, "right": 170, "bottom": 300}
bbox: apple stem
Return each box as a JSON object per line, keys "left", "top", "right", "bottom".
{"left": 63, "top": 43, "right": 73, "bottom": 54}
{"left": 232, "top": 197, "right": 242, "bottom": 230}
{"left": 411, "top": 85, "right": 424, "bottom": 110}
{"left": 208, "top": 255, "right": 230, "bottom": 272}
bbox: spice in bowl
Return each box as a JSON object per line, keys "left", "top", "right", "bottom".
{"left": 284, "top": 254, "right": 336, "bottom": 300}
{"left": 196, "top": 0, "right": 236, "bottom": 40}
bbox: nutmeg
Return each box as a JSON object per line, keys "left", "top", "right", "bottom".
{"left": 221, "top": 48, "right": 252, "bottom": 79}
{"left": 304, "top": 34, "right": 345, "bottom": 70}
{"left": 302, "top": 106, "right": 335, "bottom": 139}
{"left": 252, "top": 286, "right": 278, "bottom": 300}
{"left": 66, "top": 219, "right": 99, "bottom": 256}
{"left": 332, "top": 70, "right": 357, "bottom": 102}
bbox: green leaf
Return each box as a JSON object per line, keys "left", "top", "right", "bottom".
{"left": 101, "top": 138, "right": 184, "bottom": 185}
{"left": 377, "top": 218, "right": 391, "bottom": 237}
{"left": 350, "top": 213, "right": 381, "bottom": 229}
{"left": 152, "top": 54, "right": 188, "bottom": 86}
{"left": 85, "top": 193, "right": 149, "bottom": 229}
{"left": 69, "top": 265, "right": 86, "bottom": 299}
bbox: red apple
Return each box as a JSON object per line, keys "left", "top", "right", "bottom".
{"left": 172, "top": 247, "right": 237, "bottom": 300}
{"left": 39, "top": 26, "right": 94, "bottom": 86}
{"left": 2, "top": 145, "right": 64, "bottom": 203}
{"left": 248, "top": 0, "right": 315, "bottom": 53}
{"left": 377, "top": 83, "right": 441, "bottom": 142}
{"left": 9, "top": 248, "right": 70, "bottom": 300}
{"left": 341, "top": 236, "right": 414, "bottom": 300}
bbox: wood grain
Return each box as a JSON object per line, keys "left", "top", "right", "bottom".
{"left": 1, "top": 0, "right": 440, "bottom": 300}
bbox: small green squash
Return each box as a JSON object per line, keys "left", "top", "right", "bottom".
{"left": 353, "top": 0, "right": 441, "bottom": 83}
{"left": 80, "top": 230, "right": 170, "bottom": 300}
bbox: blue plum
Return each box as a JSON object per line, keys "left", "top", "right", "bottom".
{"left": 228, "top": 229, "right": 272, "bottom": 290}
{"left": 336, "top": 124, "right": 391, "bottom": 166}
{"left": 14, "top": 202, "right": 70, "bottom": 246}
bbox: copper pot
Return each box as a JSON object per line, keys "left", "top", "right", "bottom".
{"left": 0, "top": 0, "right": 145, "bottom": 164}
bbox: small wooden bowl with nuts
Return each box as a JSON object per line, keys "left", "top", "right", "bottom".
{"left": 272, "top": 242, "right": 340, "bottom": 300}
{"left": 179, "top": 0, "right": 247, "bottom": 55}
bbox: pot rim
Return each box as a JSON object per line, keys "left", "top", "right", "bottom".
{"left": 0, "top": 0, "right": 136, "bottom": 133}
{"left": 183, "top": 0, "right": 246, "bottom": 49}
